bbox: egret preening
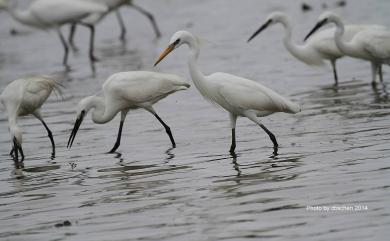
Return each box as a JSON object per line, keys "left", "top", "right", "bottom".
{"left": 247, "top": 12, "right": 383, "bottom": 85}
{"left": 68, "top": 0, "right": 161, "bottom": 50}
{"left": 0, "top": 0, "right": 108, "bottom": 65}
{"left": 154, "top": 30, "right": 300, "bottom": 155}
{"left": 67, "top": 71, "right": 189, "bottom": 153}
{"left": 0, "top": 76, "right": 61, "bottom": 162}
{"left": 305, "top": 11, "right": 390, "bottom": 86}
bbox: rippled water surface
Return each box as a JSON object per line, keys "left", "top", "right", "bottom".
{"left": 1, "top": 0, "right": 390, "bottom": 240}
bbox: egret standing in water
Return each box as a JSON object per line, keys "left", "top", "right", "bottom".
{"left": 154, "top": 30, "right": 300, "bottom": 155}
{"left": 67, "top": 71, "right": 189, "bottom": 153}
{"left": 68, "top": 0, "right": 161, "bottom": 51}
{"left": 247, "top": 12, "right": 384, "bottom": 85}
{"left": 305, "top": 11, "right": 390, "bottom": 85}
{"left": 0, "top": 0, "right": 108, "bottom": 65}
{"left": 0, "top": 76, "right": 61, "bottom": 162}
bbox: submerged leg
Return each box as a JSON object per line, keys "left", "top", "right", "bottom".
{"left": 229, "top": 113, "right": 237, "bottom": 155}
{"left": 68, "top": 24, "right": 78, "bottom": 51}
{"left": 57, "top": 29, "right": 69, "bottom": 66}
{"left": 109, "top": 110, "right": 129, "bottom": 153}
{"left": 330, "top": 59, "right": 338, "bottom": 86}
{"left": 79, "top": 23, "right": 99, "bottom": 62}
{"left": 371, "top": 62, "right": 378, "bottom": 87}
{"left": 379, "top": 64, "right": 383, "bottom": 83}
{"left": 131, "top": 4, "right": 161, "bottom": 38}
{"left": 115, "top": 10, "right": 126, "bottom": 41}
{"left": 244, "top": 111, "right": 278, "bottom": 155}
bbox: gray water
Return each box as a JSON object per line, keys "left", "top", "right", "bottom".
{"left": 0, "top": 0, "right": 390, "bottom": 240}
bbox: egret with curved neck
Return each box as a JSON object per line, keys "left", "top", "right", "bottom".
{"left": 248, "top": 11, "right": 382, "bottom": 86}
{"left": 305, "top": 11, "right": 390, "bottom": 85}
{"left": 67, "top": 71, "right": 190, "bottom": 153}
{"left": 155, "top": 30, "right": 300, "bottom": 155}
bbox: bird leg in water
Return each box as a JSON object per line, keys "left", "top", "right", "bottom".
{"left": 260, "top": 124, "right": 278, "bottom": 155}
{"left": 154, "top": 113, "right": 176, "bottom": 148}
{"left": 131, "top": 4, "right": 161, "bottom": 38}
{"left": 379, "top": 65, "right": 383, "bottom": 83}
{"left": 229, "top": 128, "right": 236, "bottom": 155}
{"left": 57, "top": 29, "right": 69, "bottom": 66}
{"left": 331, "top": 59, "right": 338, "bottom": 86}
{"left": 108, "top": 120, "right": 125, "bottom": 153}
{"left": 12, "top": 137, "right": 24, "bottom": 163}
{"left": 68, "top": 24, "right": 79, "bottom": 51}
{"left": 40, "top": 119, "right": 55, "bottom": 158}
{"left": 79, "top": 23, "right": 99, "bottom": 62}
{"left": 115, "top": 10, "right": 127, "bottom": 41}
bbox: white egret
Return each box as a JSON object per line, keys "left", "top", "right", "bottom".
{"left": 1, "top": 0, "right": 108, "bottom": 65}
{"left": 0, "top": 76, "right": 61, "bottom": 162}
{"left": 247, "top": 12, "right": 384, "bottom": 85}
{"left": 68, "top": 0, "right": 161, "bottom": 51}
{"left": 305, "top": 11, "right": 390, "bottom": 85}
{"left": 154, "top": 31, "right": 300, "bottom": 155}
{"left": 67, "top": 71, "right": 189, "bottom": 153}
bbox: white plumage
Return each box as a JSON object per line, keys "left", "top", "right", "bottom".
{"left": 0, "top": 76, "right": 61, "bottom": 162}
{"left": 155, "top": 30, "right": 300, "bottom": 155}
{"left": 1, "top": 0, "right": 108, "bottom": 65}
{"left": 305, "top": 11, "right": 390, "bottom": 85}
{"left": 67, "top": 71, "right": 190, "bottom": 153}
{"left": 248, "top": 12, "right": 385, "bottom": 85}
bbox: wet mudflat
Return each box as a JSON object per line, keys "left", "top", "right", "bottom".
{"left": 0, "top": 0, "right": 389, "bottom": 240}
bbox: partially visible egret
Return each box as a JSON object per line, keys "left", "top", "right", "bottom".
{"left": 0, "top": 76, "right": 61, "bottom": 162}
{"left": 247, "top": 12, "right": 384, "bottom": 85}
{"left": 67, "top": 71, "right": 189, "bottom": 153}
{"left": 1, "top": 0, "right": 108, "bottom": 65}
{"left": 305, "top": 11, "right": 390, "bottom": 85}
{"left": 154, "top": 30, "right": 300, "bottom": 155}
{"left": 68, "top": 0, "right": 161, "bottom": 51}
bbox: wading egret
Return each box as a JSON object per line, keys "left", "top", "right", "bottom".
{"left": 69, "top": 0, "right": 161, "bottom": 50}
{"left": 305, "top": 11, "right": 390, "bottom": 85}
{"left": 1, "top": 0, "right": 108, "bottom": 65}
{"left": 247, "top": 12, "right": 384, "bottom": 85}
{"left": 67, "top": 71, "right": 189, "bottom": 153}
{"left": 0, "top": 76, "right": 61, "bottom": 162}
{"left": 154, "top": 30, "right": 300, "bottom": 155}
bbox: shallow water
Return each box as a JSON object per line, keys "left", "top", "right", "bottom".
{"left": 0, "top": 0, "right": 390, "bottom": 240}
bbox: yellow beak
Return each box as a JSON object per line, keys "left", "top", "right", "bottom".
{"left": 154, "top": 43, "right": 175, "bottom": 66}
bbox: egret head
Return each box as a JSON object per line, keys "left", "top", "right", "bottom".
{"left": 247, "top": 12, "right": 288, "bottom": 42}
{"left": 154, "top": 30, "right": 194, "bottom": 66}
{"left": 67, "top": 96, "right": 96, "bottom": 149}
{"left": 304, "top": 11, "right": 336, "bottom": 41}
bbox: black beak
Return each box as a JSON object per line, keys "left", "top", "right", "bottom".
{"left": 247, "top": 19, "right": 272, "bottom": 42}
{"left": 304, "top": 18, "right": 328, "bottom": 41}
{"left": 67, "top": 111, "right": 85, "bottom": 149}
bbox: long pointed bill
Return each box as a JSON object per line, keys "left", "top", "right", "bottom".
{"left": 247, "top": 19, "right": 272, "bottom": 42}
{"left": 67, "top": 111, "right": 85, "bottom": 149}
{"left": 154, "top": 43, "right": 175, "bottom": 66}
{"left": 304, "top": 18, "right": 328, "bottom": 41}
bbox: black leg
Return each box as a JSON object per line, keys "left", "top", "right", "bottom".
{"left": 260, "top": 124, "right": 278, "bottom": 155}
{"left": 379, "top": 65, "right": 383, "bottom": 83}
{"left": 18, "top": 145, "right": 24, "bottom": 162}
{"left": 40, "top": 119, "right": 55, "bottom": 158}
{"left": 331, "top": 60, "right": 338, "bottom": 86}
{"left": 154, "top": 114, "right": 175, "bottom": 148}
{"left": 131, "top": 4, "right": 161, "bottom": 38}
{"left": 229, "top": 128, "right": 236, "bottom": 155}
{"left": 9, "top": 146, "right": 15, "bottom": 156}
{"left": 115, "top": 10, "right": 126, "bottom": 41}
{"left": 108, "top": 120, "right": 125, "bottom": 153}
{"left": 57, "top": 29, "right": 69, "bottom": 66}
{"left": 68, "top": 24, "right": 78, "bottom": 51}
{"left": 87, "top": 24, "right": 98, "bottom": 62}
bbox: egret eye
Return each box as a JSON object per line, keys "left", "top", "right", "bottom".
{"left": 174, "top": 38, "right": 180, "bottom": 45}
